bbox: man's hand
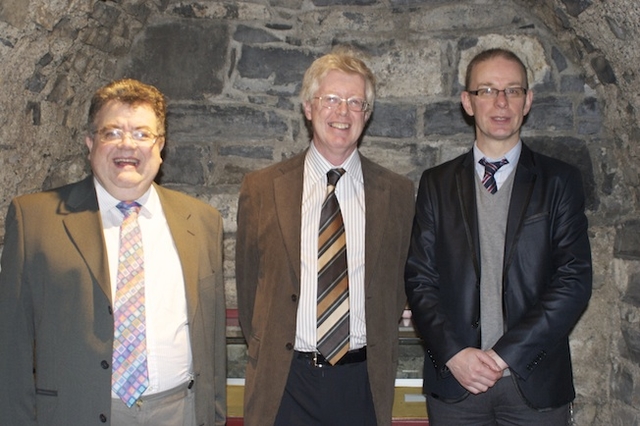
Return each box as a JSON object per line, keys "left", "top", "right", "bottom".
{"left": 486, "top": 349, "right": 509, "bottom": 371}
{"left": 446, "top": 348, "right": 503, "bottom": 394}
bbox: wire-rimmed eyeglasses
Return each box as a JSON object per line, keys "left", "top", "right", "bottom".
{"left": 93, "top": 128, "right": 163, "bottom": 146}
{"left": 313, "top": 94, "right": 370, "bottom": 112}
{"left": 467, "top": 87, "right": 528, "bottom": 99}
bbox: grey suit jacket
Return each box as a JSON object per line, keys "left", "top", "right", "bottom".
{"left": 236, "top": 150, "right": 415, "bottom": 426}
{"left": 0, "top": 177, "right": 226, "bottom": 426}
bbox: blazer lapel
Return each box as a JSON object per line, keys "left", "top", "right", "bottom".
{"left": 504, "top": 144, "right": 537, "bottom": 273}
{"left": 156, "top": 185, "right": 199, "bottom": 324}
{"left": 273, "top": 154, "right": 305, "bottom": 284}
{"left": 62, "top": 177, "right": 112, "bottom": 302}
{"left": 362, "top": 156, "right": 391, "bottom": 291}
{"left": 456, "top": 151, "right": 481, "bottom": 277}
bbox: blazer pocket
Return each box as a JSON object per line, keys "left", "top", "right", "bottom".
{"left": 35, "top": 388, "right": 58, "bottom": 421}
{"left": 35, "top": 388, "right": 58, "bottom": 397}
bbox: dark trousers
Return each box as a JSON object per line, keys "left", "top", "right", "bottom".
{"left": 426, "top": 376, "right": 571, "bottom": 426}
{"left": 274, "top": 354, "right": 377, "bottom": 426}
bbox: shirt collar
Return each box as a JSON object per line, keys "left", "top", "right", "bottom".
{"left": 93, "top": 177, "right": 157, "bottom": 219}
{"left": 473, "top": 140, "right": 522, "bottom": 175}
{"left": 306, "top": 142, "right": 363, "bottom": 185}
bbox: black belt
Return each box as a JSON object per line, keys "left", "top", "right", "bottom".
{"left": 295, "top": 347, "right": 367, "bottom": 368}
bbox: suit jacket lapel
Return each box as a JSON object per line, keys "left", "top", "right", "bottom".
{"left": 504, "top": 144, "right": 537, "bottom": 272}
{"left": 273, "top": 153, "right": 305, "bottom": 284}
{"left": 362, "top": 156, "right": 391, "bottom": 291}
{"left": 457, "top": 151, "right": 481, "bottom": 277}
{"left": 62, "top": 177, "right": 112, "bottom": 302}
{"left": 156, "top": 184, "right": 199, "bottom": 324}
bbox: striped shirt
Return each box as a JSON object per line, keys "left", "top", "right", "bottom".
{"left": 295, "top": 143, "right": 367, "bottom": 352}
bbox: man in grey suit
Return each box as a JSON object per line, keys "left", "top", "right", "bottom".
{"left": 0, "top": 79, "right": 226, "bottom": 426}
{"left": 405, "top": 48, "right": 592, "bottom": 425}
{"left": 236, "top": 46, "right": 415, "bottom": 426}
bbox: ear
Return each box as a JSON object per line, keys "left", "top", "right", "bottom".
{"left": 523, "top": 89, "right": 534, "bottom": 116}
{"left": 303, "top": 101, "right": 313, "bottom": 121}
{"left": 460, "top": 91, "right": 475, "bottom": 117}
{"left": 85, "top": 134, "right": 94, "bottom": 156}
{"left": 156, "top": 136, "right": 166, "bottom": 152}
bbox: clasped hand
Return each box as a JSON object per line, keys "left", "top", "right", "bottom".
{"left": 445, "top": 348, "right": 508, "bottom": 394}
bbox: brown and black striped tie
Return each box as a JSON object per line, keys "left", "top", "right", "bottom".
{"left": 317, "top": 168, "right": 350, "bottom": 365}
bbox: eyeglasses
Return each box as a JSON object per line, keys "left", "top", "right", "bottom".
{"left": 313, "top": 95, "right": 370, "bottom": 112}
{"left": 467, "top": 87, "right": 527, "bottom": 99}
{"left": 94, "top": 128, "right": 163, "bottom": 146}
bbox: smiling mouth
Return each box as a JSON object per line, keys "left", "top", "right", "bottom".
{"left": 330, "top": 122, "right": 350, "bottom": 130}
{"left": 114, "top": 158, "right": 139, "bottom": 167}
{"left": 493, "top": 116, "right": 510, "bottom": 122}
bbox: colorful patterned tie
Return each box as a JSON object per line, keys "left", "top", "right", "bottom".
{"left": 112, "top": 201, "right": 149, "bottom": 407}
{"left": 317, "top": 168, "right": 350, "bottom": 365}
{"left": 479, "top": 158, "right": 509, "bottom": 194}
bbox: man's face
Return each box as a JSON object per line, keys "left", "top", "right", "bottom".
{"left": 85, "top": 100, "right": 164, "bottom": 201}
{"left": 303, "top": 70, "right": 370, "bottom": 166}
{"left": 461, "top": 56, "right": 533, "bottom": 155}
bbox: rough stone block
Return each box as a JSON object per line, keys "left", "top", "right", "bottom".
{"left": 218, "top": 144, "right": 274, "bottom": 160}
{"left": 577, "top": 97, "right": 602, "bottom": 135}
{"left": 120, "top": 20, "right": 229, "bottom": 100}
{"left": 370, "top": 43, "right": 443, "bottom": 98}
{"left": 91, "top": 1, "right": 121, "bottom": 27}
{"left": 161, "top": 144, "right": 209, "bottom": 185}
{"left": 526, "top": 96, "right": 574, "bottom": 131}
{"left": 615, "top": 220, "right": 640, "bottom": 260}
{"left": 622, "top": 324, "right": 640, "bottom": 366}
{"left": 0, "top": 0, "right": 30, "bottom": 29}
{"left": 366, "top": 103, "right": 416, "bottom": 138}
{"left": 237, "top": 46, "right": 315, "bottom": 86}
{"left": 167, "top": 104, "right": 289, "bottom": 144}
{"left": 561, "top": 0, "right": 593, "bottom": 17}
{"left": 233, "top": 25, "right": 280, "bottom": 44}
{"left": 610, "top": 364, "right": 634, "bottom": 405}
{"left": 424, "top": 101, "right": 471, "bottom": 136}
{"left": 591, "top": 55, "right": 617, "bottom": 85}
{"left": 560, "top": 74, "right": 585, "bottom": 92}
{"left": 552, "top": 46, "right": 568, "bottom": 72}
{"left": 623, "top": 273, "right": 640, "bottom": 308}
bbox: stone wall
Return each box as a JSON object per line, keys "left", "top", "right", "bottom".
{"left": 1, "top": 0, "right": 639, "bottom": 424}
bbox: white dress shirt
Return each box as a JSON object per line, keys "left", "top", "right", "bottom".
{"left": 95, "top": 180, "right": 193, "bottom": 397}
{"left": 295, "top": 143, "right": 367, "bottom": 352}
{"left": 473, "top": 140, "right": 522, "bottom": 190}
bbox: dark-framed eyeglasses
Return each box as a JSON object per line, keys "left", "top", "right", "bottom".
{"left": 313, "top": 94, "right": 370, "bottom": 112}
{"left": 467, "top": 87, "right": 528, "bottom": 99}
{"left": 94, "top": 128, "right": 163, "bottom": 146}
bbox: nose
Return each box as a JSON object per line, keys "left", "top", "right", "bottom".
{"left": 495, "top": 91, "right": 509, "bottom": 107}
{"left": 335, "top": 99, "right": 349, "bottom": 115}
{"left": 116, "top": 131, "right": 139, "bottom": 147}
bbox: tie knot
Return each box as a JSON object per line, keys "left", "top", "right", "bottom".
{"left": 327, "top": 168, "right": 346, "bottom": 187}
{"left": 479, "top": 158, "right": 509, "bottom": 176}
{"left": 117, "top": 201, "right": 141, "bottom": 217}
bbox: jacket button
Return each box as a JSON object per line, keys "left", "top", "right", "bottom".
{"left": 101, "top": 360, "right": 109, "bottom": 369}
{"left": 285, "top": 342, "right": 293, "bottom": 350}
{"left": 291, "top": 294, "right": 298, "bottom": 302}
{"left": 99, "top": 413, "right": 107, "bottom": 423}
{"left": 471, "top": 320, "right": 479, "bottom": 328}
{"left": 108, "top": 306, "right": 113, "bottom": 315}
